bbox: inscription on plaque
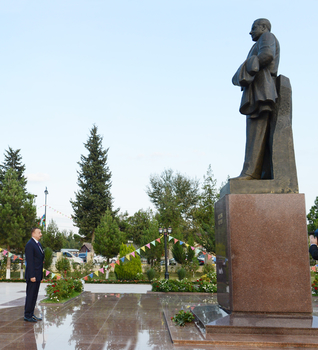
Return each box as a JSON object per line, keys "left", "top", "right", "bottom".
{"left": 218, "top": 213, "right": 223, "bottom": 226}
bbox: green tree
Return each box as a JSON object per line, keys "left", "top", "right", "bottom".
{"left": 43, "top": 247, "right": 53, "bottom": 270}
{"left": 307, "top": 196, "right": 318, "bottom": 232}
{"left": 93, "top": 208, "right": 125, "bottom": 263}
{"left": 0, "top": 169, "right": 36, "bottom": 276}
{"left": 0, "top": 147, "right": 27, "bottom": 190}
{"left": 147, "top": 169, "right": 200, "bottom": 240}
{"left": 172, "top": 242, "right": 186, "bottom": 264}
{"left": 193, "top": 165, "right": 219, "bottom": 253}
{"left": 71, "top": 125, "right": 114, "bottom": 241}
{"left": 62, "top": 230, "right": 82, "bottom": 250}
{"left": 115, "top": 243, "right": 142, "bottom": 280}
{"left": 41, "top": 220, "right": 64, "bottom": 252}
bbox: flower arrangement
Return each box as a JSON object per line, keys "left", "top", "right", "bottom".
{"left": 171, "top": 310, "right": 195, "bottom": 326}
{"left": 312, "top": 275, "right": 318, "bottom": 295}
{"left": 45, "top": 278, "right": 83, "bottom": 302}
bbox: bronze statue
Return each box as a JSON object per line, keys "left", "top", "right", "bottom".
{"left": 232, "top": 18, "right": 280, "bottom": 180}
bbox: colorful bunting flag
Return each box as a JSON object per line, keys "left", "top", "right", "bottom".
{"left": 179, "top": 241, "right": 184, "bottom": 245}
{"left": 208, "top": 254, "right": 212, "bottom": 260}
{"left": 110, "top": 263, "right": 115, "bottom": 268}
{"left": 3, "top": 250, "right": 7, "bottom": 256}
{"left": 156, "top": 238, "right": 161, "bottom": 243}
{"left": 141, "top": 246, "right": 146, "bottom": 252}
{"left": 151, "top": 240, "right": 156, "bottom": 246}
{"left": 120, "top": 257, "right": 125, "bottom": 262}
{"left": 126, "top": 255, "right": 131, "bottom": 261}
{"left": 131, "top": 252, "right": 135, "bottom": 258}
{"left": 116, "top": 260, "right": 120, "bottom": 265}
{"left": 89, "top": 273, "right": 93, "bottom": 278}
{"left": 191, "top": 246, "right": 195, "bottom": 250}
{"left": 136, "top": 249, "right": 140, "bottom": 255}
{"left": 8, "top": 252, "right": 12, "bottom": 257}
{"left": 13, "top": 255, "right": 17, "bottom": 261}
{"left": 46, "top": 270, "right": 50, "bottom": 277}
{"left": 174, "top": 239, "right": 178, "bottom": 244}
{"left": 146, "top": 243, "right": 151, "bottom": 249}
{"left": 202, "top": 252, "right": 206, "bottom": 255}
{"left": 84, "top": 276, "right": 88, "bottom": 281}
{"left": 94, "top": 271, "right": 99, "bottom": 276}
{"left": 99, "top": 268, "right": 104, "bottom": 274}
{"left": 168, "top": 235, "right": 173, "bottom": 241}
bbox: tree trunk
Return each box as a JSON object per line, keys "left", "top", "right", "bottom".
{"left": 6, "top": 246, "right": 11, "bottom": 279}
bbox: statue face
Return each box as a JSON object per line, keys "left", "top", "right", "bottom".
{"left": 249, "top": 22, "right": 265, "bottom": 42}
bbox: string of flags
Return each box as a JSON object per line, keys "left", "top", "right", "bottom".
{"left": 37, "top": 205, "right": 73, "bottom": 220}
{"left": 1, "top": 234, "right": 215, "bottom": 281}
{"left": 0, "top": 248, "right": 23, "bottom": 261}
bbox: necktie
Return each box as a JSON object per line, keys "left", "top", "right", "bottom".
{"left": 36, "top": 241, "right": 43, "bottom": 254}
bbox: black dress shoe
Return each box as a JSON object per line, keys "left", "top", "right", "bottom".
{"left": 32, "top": 315, "right": 42, "bottom": 321}
{"left": 24, "top": 317, "right": 37, "bottom": 322}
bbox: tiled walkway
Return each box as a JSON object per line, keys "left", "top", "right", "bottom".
{"left": 1, "top": 283, "right": 318, "bottom": 349}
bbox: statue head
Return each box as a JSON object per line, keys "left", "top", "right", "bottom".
{"left": 250, "top": 18, "right": 271, "bottom": 41}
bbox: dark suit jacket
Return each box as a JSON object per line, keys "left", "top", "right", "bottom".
{"left": 25, "top": 238, "right": 44, "bottom": 282}
{"left": 309, "top": 244, "right": 318, "bottom": 260}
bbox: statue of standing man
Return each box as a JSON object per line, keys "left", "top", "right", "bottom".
{"left": 232, "top": 18, "right": 280, "bottom": 180}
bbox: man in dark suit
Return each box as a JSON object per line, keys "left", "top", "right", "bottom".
{"left": 24, "top": 227, "right": 44, "bottom": 322}
{"left": 232, "top": 18, "right": 280, "bottom": 180}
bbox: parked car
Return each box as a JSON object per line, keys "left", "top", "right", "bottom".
{"left": 62, "top": 251, "right": 83, "bottom": 264}
{"left": 197, "top": 254, "right": 205, "bottom": 265}
{"left": 79, "top": 252, "right": 87, "bottom": 262}
{"left": 93, "top": 255, "right": 106, "bottom": 264}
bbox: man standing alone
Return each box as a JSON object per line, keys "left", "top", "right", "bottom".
{"left": 24, "top": 227, "right": 44, "bottom": 322}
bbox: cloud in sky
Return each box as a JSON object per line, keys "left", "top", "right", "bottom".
{"left": 27, "top": 173, "right": 50, "bottom": 182}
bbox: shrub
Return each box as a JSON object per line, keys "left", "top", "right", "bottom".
{"left": 203, "top": 263, "right": 215, "bottom": 275}
{"left": 55, "top": 257, "right": 71, "bottom": 276}
{"left": 43, "top": 247, "right": 53, "bottom": 270}
{"left": 177, "top": 268, "right": 186, "bottom": 281}
{"left": 45, "top": 278, "right": 83, "bottom": 302}
{"left": 115, "top": 244, "right": 142, "bottom": 280}
{"left": 152, "top": 279, "right": 216, "bottom": 293}
{"left": 135, "top": 272, "right": 145, "bottom": 280}
{"left": 146, "top": 269, "right": 155, "bottom": 281}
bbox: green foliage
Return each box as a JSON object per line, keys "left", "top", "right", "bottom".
{"left": 127, "top": 209, "right": 154, "bottom": 246}
{"left": 134, "top": 272, "right": 145, "bottom": 280}
{"left": 312, "top": 274, "right": 318, "bottom": 295}
{"left": 172, "top": 242, "right": 186, "bottom": 264}
{"left": 62, "top": 230, "right": 82, "bottom": 250}
{"left": 93, "top": 208, "right": 125, "bottom": 262}
{"left": 307, "top": 196, "right": 318, "bottom": 232}
{"left": 146, "top": 268, "right": 156, "bottom": 281}
{"left": 177, "top": 268, "right": 186, "bottom": 281}
{"left": 147, "top": 169, "right": 200, "bottom": 240}
{"left": 193, "top": 165, "right": 219, "bottom": 253}
{"left": 45, "top": 278, "right": 83, "bottom": 302}
{"left": 115, "top": 244, "right": 142, "bottom": 280}
{"left": 0, "top": 168, "right": 36, "bottom": 254}
{"left": 184, "top": 257, "right": 200, "bottom": 277}
{"left": 71, "top": 125, "right": 115, "bottom": 241}
{"left": 151, "top": 279, "right": 217, "bottom": 293}
{"left": 43, "top": 247, "right": 53, "bottom": 270}
{"left": 171, "top": 310, "right": 195, "bottom": 327}
{"left": 55, "top": 256, "right": 71, "bottom": 276}
{"left": 203, "top": 263, "right": 215, "bottom": 275}
{"left": 42, "top": 220, "right": 64, "bottom": 252}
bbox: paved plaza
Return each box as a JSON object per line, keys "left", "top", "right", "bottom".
{"left": 1, "top": 283, "right": 318, "bottom": 349}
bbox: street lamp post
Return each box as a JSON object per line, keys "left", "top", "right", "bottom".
{"left": 159, "top": 226, "right": 172, "bottom": 280}
{"left": 44, "top": 187, "right": 49, "bottom": 229}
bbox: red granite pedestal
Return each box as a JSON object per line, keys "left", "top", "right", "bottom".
{"left": 210, "top": 193, "right": 317, "bottom": 339}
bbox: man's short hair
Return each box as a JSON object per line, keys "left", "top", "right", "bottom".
{"left": 31, "top": 227, "right": 40, "bottom": 234}
{"left": 255, "top": 18, "right": 271, "bottom": 32}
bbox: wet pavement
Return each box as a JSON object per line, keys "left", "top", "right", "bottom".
{"left": 1, "top": 283, "right": 318, "bottom": 349}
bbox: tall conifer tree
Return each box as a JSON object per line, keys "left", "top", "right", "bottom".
{"left": 71, "top": 125, "right": 114, "bottom": 241}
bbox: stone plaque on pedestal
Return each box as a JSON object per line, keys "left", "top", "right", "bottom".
{"left": 215, "top": 193, "right": 312, "bottom": 314}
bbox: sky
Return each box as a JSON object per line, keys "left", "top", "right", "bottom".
{"left": 0, "top": 0, "right": 317, "bottom": 234}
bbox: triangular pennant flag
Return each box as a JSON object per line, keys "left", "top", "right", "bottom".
{"left": 168, "top": 236, "right": 173, "bottom": 241}
{"left": 0, "top": 248, "right": 2, "bottom": 252}
{"left": 151, "top": 240, "right": 156, "bottom": 246}
{"left": 94, "top": 271, "right": 99, "bottom": 276}
{"left": 120, "top": 257, "right": 125, "bottom": 262}
{"left": 141, "top": 246, "right": 146, "bottom": 252}
{"left": 84, "top": 276, "right": 88, "bottom": 281}
{"left": 156, "top": 238, "right": 161, "bottom": 243}
{"left": 13, "top": 255, "right": 17, "bottom": 261}
{"left": 125, "top": 255, "right": 131, "bottom": 261}
{"left": 179, "top": 241, "right": 184, "bottom": 245}
{"left": 99, "top": 268, "right": 104, "bottom": 274}
{"left": 131, "top": 252, "right": 135, "bottom": 258}
{"left": 46, "top": 270, "right": 50, "bottom": 277}
{"left": 3, "top": 250, "right": 7, "bottom": 256}
{"left": 191, "top": 246, "right": 195, "bottom": 250}
{"left": 136, "top": 249, "right": 140, "bottom": 255}
{"left": 8, "top": 252, "right": 12, "bottom": 257}
{"left": 51, "top": 273, "right": 55, "bottom": 278}
{"left": 185, "top": 244, "right": 189, "bottom": 247}
{"left": 110, "top": 263, "right": 115, "bottom": 268}
{"left": 146, "top": 243, "right": 151, "bottom": 249}
{"left": 89, "top": 273, "right": 93, "bottom": 278}
{"left": 208, "top": 254, "right": 212, "bottom": 260}
{"left": 195, "top": 248, "right": 201, "bottom": 254}
{"left": 116, "top": 260, "right": 120, "bottom": 265}
{"left": 56, "top": 275, "right": 61, "bottom": 280}
{"left": 174, "top": 239, "right": 178, "bottom": 244}
{"left": 202, "top": 252, "right": 206, "bottom": 255}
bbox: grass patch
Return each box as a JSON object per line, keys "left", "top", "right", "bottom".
{"left": 41, "top": 290, "right": 82, "bottom": 304}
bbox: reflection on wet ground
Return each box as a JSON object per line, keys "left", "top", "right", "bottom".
{"left": 1, "top": 292, "right": 318, "bottom": 349}
{"left": 0, "top": 292, "right": 220, "bottom": 350}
